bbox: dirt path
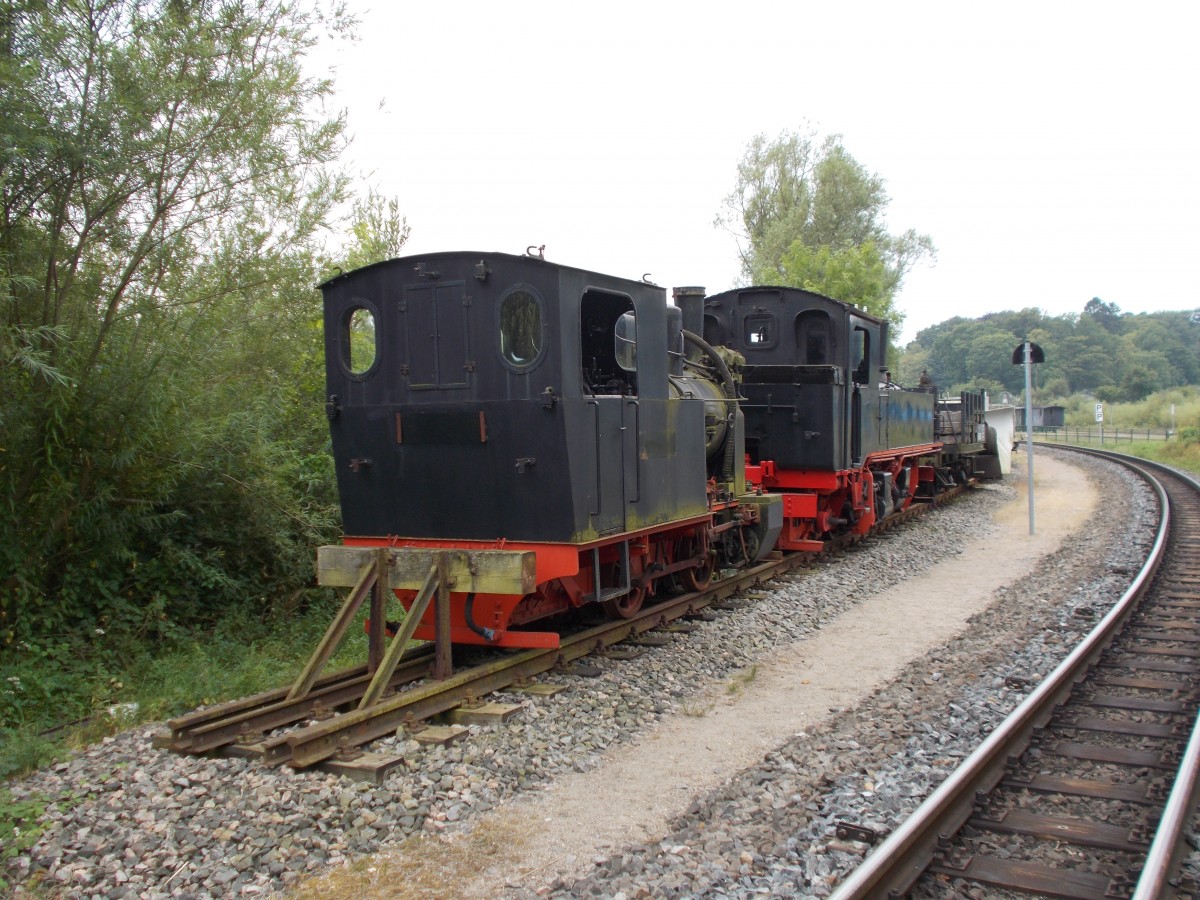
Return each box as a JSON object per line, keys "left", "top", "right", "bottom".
{"left": 296, "top": 454, "right": 1095, "bottom": 899}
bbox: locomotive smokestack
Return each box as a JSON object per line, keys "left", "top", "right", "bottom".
{"left": 673, "top": 286, "right": 705, "bottom": 361}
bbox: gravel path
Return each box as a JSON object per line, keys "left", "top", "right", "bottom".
{"left": 4, "top": 448, "right": 1157, "bottom": 898}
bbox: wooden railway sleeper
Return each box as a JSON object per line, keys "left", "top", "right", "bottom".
{"left": 168, "top": 486, "right": 967, "bottom": 768}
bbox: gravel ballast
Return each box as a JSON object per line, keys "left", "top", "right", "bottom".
{"left": 5, "top": 449, "right": 1158, "bottom": 898}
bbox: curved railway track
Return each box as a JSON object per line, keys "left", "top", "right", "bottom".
{"left": 832, "top": 446, "right": 1200, "bottom": 900}
{"left": 161, "top": 487, "right": 968, "bottom": 773}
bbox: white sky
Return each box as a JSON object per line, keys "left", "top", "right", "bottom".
{"left": 313, "top": 1, "right": 1200, "bottom": 343}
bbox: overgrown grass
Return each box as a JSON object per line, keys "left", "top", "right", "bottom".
{"left": 0, "top": 588, "right": 386, "bottom": 781}
{"left": 1120, "top": 439, "right": 1200, "bottom": 475}
{"left": 1051, "top": 386, "right": 1200, "bottom": 430}
{"left": 0, "top": 588, "right": 404, "bottom": 889}
{"left": 680, "top": 700, "right": 715, "bottom": 717}
{"left": 0, "top": 786, "right": 53, "bottom": 891}
{"left": 1035, "top": 434, "right": 1200, "bottom": 476}
{"left": 1025, "top": 385, "right": 1200, "bottom": 474}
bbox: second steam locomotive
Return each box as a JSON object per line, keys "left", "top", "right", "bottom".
{"left": 318, "top": 251, "right": 999, "bottom": 650}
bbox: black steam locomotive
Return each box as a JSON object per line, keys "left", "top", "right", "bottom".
{"left": 318, "top": 251, "right": 991, "bottom": 649}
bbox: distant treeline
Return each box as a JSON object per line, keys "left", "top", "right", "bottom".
{"left": 897, "top": 299, "right": 1200, "bottom": 401}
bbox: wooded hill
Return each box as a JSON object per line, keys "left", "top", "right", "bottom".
{"left": 897, "top": 299, "right": 1200, "bottom": 402}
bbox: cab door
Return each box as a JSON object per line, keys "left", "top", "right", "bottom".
{"left": 587, "top": 397, "right": 626, "bottom": 535}
{"left": 580, "top": 289, "right": 638, "bottom": 536}
{"left": 401, "top": 281, "right": 471, "bottom": 391}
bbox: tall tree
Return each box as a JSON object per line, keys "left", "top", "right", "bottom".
{"left": 340, "top": 188, "right": 411, "bottom": 273}
{"left": 717, "top": 125, "right": 934, "bottom": 329}
{"left": 0, "top": 0, "right": 354, "bottom": 643}
{"left": 1083, "top": 296, "right": 1124, "bottom": 334}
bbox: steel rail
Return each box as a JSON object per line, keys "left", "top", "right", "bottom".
{"left": 1080, "top": 451, "right": 1200, "bottom": 900}
{"left": 278, "top": 553, "right": 787, "bottom": 767}
{"left": 167, "top": 482, "right": 971, "bottom": 767}
{"left": 830, "top": 448, "right": 1172, "bottom": 899}
{"left": 278, "top": 486, "right": 974, "bottom": 767}
{"left": 1037, "top": 446, "right": 1200, "bottom": 900}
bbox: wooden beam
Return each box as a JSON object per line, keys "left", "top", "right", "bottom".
{"left": 287, "top": 563, "right": 376, "bottom": 702}
{"left": 317, "top": 546, "right": 537, "bottom": 596}
{"left": 358, "top": 564, "right": 438, "bottom": 710}
{"left": 367, "top": 549, "right": 388, "bottom": 673}
{"left": 433, "top": 553, "right": 453, "bottom": 681}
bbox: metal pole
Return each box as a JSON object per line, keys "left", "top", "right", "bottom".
{"left": 1024, "top": 340, "right": 1035, "bottom": 535}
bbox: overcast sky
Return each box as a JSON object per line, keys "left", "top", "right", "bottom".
{"left": 312, "top": 1, "right": 1199, "bottom": 343}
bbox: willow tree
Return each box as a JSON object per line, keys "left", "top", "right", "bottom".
{"left": 0, "top": 0, "right": 354, "bottom": 643}
{"left": 717, "top": 126, "right": 934, "bottom": 329}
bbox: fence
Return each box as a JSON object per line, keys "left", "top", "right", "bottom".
{"left": 1019, "top": 427, "right": 1175, "bottom": 445}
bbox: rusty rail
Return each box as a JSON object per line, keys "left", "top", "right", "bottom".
{"left": 831, "top": 447, "right": 1192, "bottom": 899}
{"left": 165, "top": 483, "right": 972, "bottom": 769}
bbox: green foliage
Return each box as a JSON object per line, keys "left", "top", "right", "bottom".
{"left": 124, "top": 594, "right": 354, "bottom": 719}
{"left": 0, "top": 0, "right": 356, "bottom": 647}
{"left": 1055, "top": 386, "right": 1200, "bottom": 430}
{"left": 1030, "top": 386, "right": 1200, "bottom": 475}
{"left": 770, "top": 240, "right": 894, "bottom": 320}
{"left": 718, "top": 124, "right": 933, "bottom": 334}
{"left": 904, "top": 301, "right": 1200, "bottom": 397}
{"left": 0, "top": 589, "right": 357, "bottom": 776}
{"left": 0, "top": 641, "right": 98, "bottom": 732}
{"left": 895, "top": 344, "right": 929, "bottom": 386}
{"left": 340, "top": 188, "right": 411, "bottom": 273}
{"left": 1106, "top": 439, "right": 1200, "bottom": 477}
{"left": 0, "top": 1, "right": 430, "bottom": 794}
{"left": 0, "top": 787, "right": 51, "bottom": 889}
{"left": 1083, "top": 296, "right": 1123, "bottom": 332}
{"left": 0, "top": 728, "right": 62, "bottom": 782}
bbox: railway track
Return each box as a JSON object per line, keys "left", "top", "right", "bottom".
{"left": 832, "top": 447, "right": 1200, "bottom": 899}
{"left": 160, "top": 486, "right": 968, "bottom": 775}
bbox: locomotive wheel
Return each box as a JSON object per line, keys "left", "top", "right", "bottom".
{"left": 680, "top": 538, "right": 714, "bottom": 592}
{"left": 603, "top": 584, "right": 646, "bottom": 619}
{"left": 602, "top": 555, "right": 647, "bottom": 619}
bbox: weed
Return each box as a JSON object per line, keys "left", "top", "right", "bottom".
{"left": 0, "top": 729, "right": 62, "bottom": 781}
{"left": 0, "top": 787, "right": 49, "bottom": 890}
{"left": 0, "top": 592, "right": 376, "bottom": 776}
{"left": 1037, "top": 436, "right": 1200, "bottom": 477}
{"left": 681, "top": 700, "right": 714, "bottom": 717}
{"left": 727, "top": 665, "right": 759, "bottom": 694}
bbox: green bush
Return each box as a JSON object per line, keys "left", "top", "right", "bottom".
{"left": 1056, "top": 386, "right": 1200, "bottom": 430}
{"left": 0, "top": 588, "right": 354, "bottom": 777}
{"left": 0, "top": 787, "right": 51, "bottom": 890}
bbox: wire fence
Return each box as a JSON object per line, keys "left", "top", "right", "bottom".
{"left": 1019, "top": 427, "right": 1176, "bottom": 445}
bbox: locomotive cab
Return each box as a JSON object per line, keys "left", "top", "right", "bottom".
{"left": 318, "top": 252, "right": 774, "bottom": 649}
{"left": 702, "top": 286, "right": 942, "bottom": 550}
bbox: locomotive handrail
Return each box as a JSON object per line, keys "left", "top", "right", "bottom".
{"left": 625, "top": 397, "right": 641, "bottom": 502}
{"left": 587, "top": 398, "right": 602, "bottom": 515}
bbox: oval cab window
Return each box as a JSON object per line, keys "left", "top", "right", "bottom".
{"left": 499, "top": 288, "right": 543, "bottom": 370}
{"left": 343, "top": 305, "right": 378, "bottom": 377}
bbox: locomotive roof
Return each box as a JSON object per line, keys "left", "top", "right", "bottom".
{"left": 318, "top": 250, "right": 664, "bottom": 293}
{"left": 711, "top": 284, "right": 887, "bottom": 327}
